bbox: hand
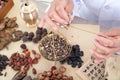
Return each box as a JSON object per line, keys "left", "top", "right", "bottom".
{"left": 39, "top": 0, "right": 74, "bottom": 30}
{"left": 91, "top": 27, "right": 120, "bottom": 63}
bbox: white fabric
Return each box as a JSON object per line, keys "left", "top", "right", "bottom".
{"left": 72, "top": 0, "right": 120, "bottom": 31}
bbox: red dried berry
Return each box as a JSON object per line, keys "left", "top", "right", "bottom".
{"left": 20, "top": 44, "right": 27, "bottom": 49}
{"left": 32, "top": 58, "right": 38, "bottom": 64}
{"left": 51, "top": 66, "right": 57, "bottom": 71}
{"left": 59, "top": 66, "right": 66, "bottom": 73}
{"left": 34, "top": 54, "right": 41, "bottom": 59}
{"left": 32, "top": 50, "right": 36, "bottom": 55}
{"left": 32, "top": 68, "right": 37, "bottom": 75}
{"left": 23, "top": 50, "right": 30, "bottom": 56}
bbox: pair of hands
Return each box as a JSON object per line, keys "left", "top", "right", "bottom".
{"left": 39, "top": 0, "right": 120, "bottom": 63}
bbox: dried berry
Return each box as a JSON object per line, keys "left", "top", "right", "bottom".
{"left": 23, "top": 32, "right": 28, "bottom": 36}
{"left": 59, "top": 66, "right": 66, "bottom": 73}
{"left": 28, "top": 36, "right": 33, "bottom": 41}
{"left": 32, "top": 58, "right": 38, "bottom": 64}
{"left": 42, "top": 28, "right": 47, "bottom": 33}
{"left": 28, "top": 32, "right": 34, "bottom": 38}
{"left": 32, "top": 50, "right": 36, "bottom": 55}
{"left": 51, "top": 66, "right": 57, "bottom": 71}
{"left": 36, "top": 29, "right": 42, "bottom": 34}
{"left": 34, "top": 54, "right": 41, "bottom": 59}
{"left": 32, "top": 68, "right": 37, "bottom": 75}
{"left": 52, "top": 70, "right": 58, "bottom": 75}
{"left": 38, "top": 73, "right": 44, "bottom": 80}
{"left": 20, "top": 44, "right": 27, "bottom": 49}
{"left": 22, "top": 36, "right": 28, "bottom": 42}
{"left": 23, "top": 49, "right": 30, "bottom": 56}
{"left": 0, "top": 54, "right": 9, "bottom": 76}
{"left": 46, "top": 71, "right": 52, "bottom": 77}
{"left": 33, "top": 38, "right": 39, "bottom": 43}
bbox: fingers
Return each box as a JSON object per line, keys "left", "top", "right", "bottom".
{"left": 55, "top": 6, "right": 69, "bottom": 22}
{"left": 45, "top": 14, "right": 58, "bottom": 30}
{"left": 95, "top": 35, "right": 120, "bottom": 48}
{"left": 95, "top": 36, "right": 114, "bottom": 47}
{"left": 91, "top": 49, "right": 108, "bottom": 59}
{"left": 94, "top": 58, "right": 105, "bottom": 63}
{"left": 92, "top": 37, "right": 120, "bottom": 61}
{"left": 49, "top": 11, "right": 68, "bottom": 24}
{"left": 39, "top": 14, "right": 58, "bottom": 30}
{"left": 93, "top": 39, "right": 110, "bottom": 54}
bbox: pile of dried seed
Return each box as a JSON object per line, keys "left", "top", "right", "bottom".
{"left": 0, "top": 54, "right": 9, "bottom": 76}
{"left": 39, "top": 32, "right": 71, "bottom": 61}
{"left": 37, "top": 66, "right": 73, "bottom": 80}
{"left": 9, "top": 44, "right": 41, "bottom": 73}
{"left": 60, "top": 45, "right": 84, "bottom": 68}
{"left": 22, "top": 27, "right": 48, "bottom": 43}
{"left": 0, "top": 17, "right": 20, "bottom": 50}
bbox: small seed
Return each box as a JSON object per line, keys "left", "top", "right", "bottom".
{"left": 34, "top": 54, "right": 41, "bottom": 59}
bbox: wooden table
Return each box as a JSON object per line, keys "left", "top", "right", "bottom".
{"left": 0, "top": 0, "right": 99, "bottom": 80}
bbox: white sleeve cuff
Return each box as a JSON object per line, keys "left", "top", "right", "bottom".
{"left": 72, "top": 0, "right": 82, "bottom": 17}
{"left": 116, "top": 52, "right": 120, "bottom": 55}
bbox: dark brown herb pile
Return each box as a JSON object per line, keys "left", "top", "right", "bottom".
{"left": 9, "top": 44, "right": 41, "bottom": 73}
{"left": 37, "top": 66, "right": 73, "bottom": 80}
{"left": 39, "top": 32, "right": 71, "bottom": 61}
{"left": 0, "top": 54, "right": 9, "bottom": 76}
{"left": 60, "top": 45, "right": 84, "bottom": 68}
{"left": 0, "top": 17, "right": 22, "bottom": 50}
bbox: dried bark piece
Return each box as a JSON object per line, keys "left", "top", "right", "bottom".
{"left": 12, "top": 71, "right": 26, "bottom": 80}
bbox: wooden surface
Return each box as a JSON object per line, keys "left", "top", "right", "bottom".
{"left": 0, "top": 0, "right": 100, "bottom": 80}
{"left": 0, "top": 0, "right": 14, "bottom": 19}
